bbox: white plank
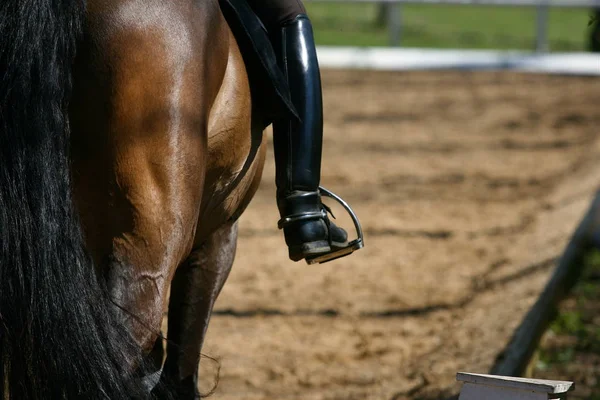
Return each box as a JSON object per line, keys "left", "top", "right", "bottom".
{"left": 306, "top": 0, "right": 600, "bottom": 7}
{"left": 459, "top": 383, "right": 552, "bottom": 400}
{"left": 316, "top": 47, "right": 600, "bottom": 76}
{"left": 457, "top": 372, "right": 574, "bottom": 394}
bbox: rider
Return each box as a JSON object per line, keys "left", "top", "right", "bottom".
{"left": 245, "top": 0, "right": 356, "bottom": 263}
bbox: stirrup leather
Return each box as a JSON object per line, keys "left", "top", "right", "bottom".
{"left": 277, "top": 187, "right": 364, "bottom": 265}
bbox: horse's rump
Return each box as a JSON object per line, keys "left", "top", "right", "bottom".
{"left": 70, "top": 0, "right": 264, "bottom": 394}
{"left": 0, "top": 0, "right": 265, "bottom": 396}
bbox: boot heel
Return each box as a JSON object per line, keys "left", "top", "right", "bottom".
{"left": 288, "top": 240, "right": 331, "bottom": 262}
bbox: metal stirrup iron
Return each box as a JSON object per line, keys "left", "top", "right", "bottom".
{"left": 305, "top": 186, "right": 364, "bottom": 265}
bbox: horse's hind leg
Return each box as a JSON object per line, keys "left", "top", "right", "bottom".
{"left": 157, "top": 221, "right": 238, "bottom": 398}
{"left": 71, "top": 0, "right": 231, "bottom": 367}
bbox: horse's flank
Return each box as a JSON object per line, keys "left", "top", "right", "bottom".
{"left": 200, "top": 26, "right": 267, "bottom": 241}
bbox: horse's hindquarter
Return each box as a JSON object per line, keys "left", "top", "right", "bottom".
{"left": 71, "top": 0, "right": 249, "bottom": 350}
{"left": 195, "top": 25, "right": 267, "bottom": 243}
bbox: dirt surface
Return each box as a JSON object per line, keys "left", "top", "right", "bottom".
{"left": 196, "top": 70, "right": 600, "bottom": 399}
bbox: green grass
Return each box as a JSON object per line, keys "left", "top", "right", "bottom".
{"left": 305, "top": 3, "right": 595, "bottom": 51}
{"left": 546, "top": 250, "right": 600, "bottom": 349}
{"left": 533, "top": 250, "right": 600, "bottom": 399}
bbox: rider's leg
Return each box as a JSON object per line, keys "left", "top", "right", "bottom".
{"left": 245, "top": 0, "right": 307, "bottom": 29}
{"left": 246, "top": 0, "right": 349, "bottom": 262}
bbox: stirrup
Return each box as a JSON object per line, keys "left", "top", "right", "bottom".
{"left": 305, "top": 187, "right": 364, "bottom": 265}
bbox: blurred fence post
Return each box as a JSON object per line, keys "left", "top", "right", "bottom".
{"left": 376, "top": 2, "right": 390, "bottom": 25}
{"left": 535, "top": 2, "right": 549, "bottom": 52}
{"left": 388, "top": 2, "right": 402, "bottom": 46}
{"left": 589, "top": 8, "right": 600, "bottom": 51}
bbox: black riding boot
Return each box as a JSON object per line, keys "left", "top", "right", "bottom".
{"left": 272, "top": 14, "right": 349, "bottom": 262}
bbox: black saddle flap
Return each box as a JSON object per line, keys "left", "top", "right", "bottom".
{"left": 219, "top": 0, "right": 299, "bottom": 130}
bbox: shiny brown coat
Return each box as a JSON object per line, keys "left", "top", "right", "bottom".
{"left": 70, "top": 0, "right": 264, "bottom": 394}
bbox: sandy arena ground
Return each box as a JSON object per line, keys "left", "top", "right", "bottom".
{"left": 195, "top": 70, "right": 600, "bottom": 400}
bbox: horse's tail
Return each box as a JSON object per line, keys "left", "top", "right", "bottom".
{"left": 0, "top": 1, "right": 147, "bottom": 398}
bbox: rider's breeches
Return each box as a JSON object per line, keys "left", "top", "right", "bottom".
{"left": 245, "top": 0, "right": 307, "bottom": 31}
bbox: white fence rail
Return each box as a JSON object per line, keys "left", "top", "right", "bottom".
{"left": 307, "top": 0, "right": 600, "bottom": 6}
{"left": 306, "top": 0, "right": 600, "bottom": 51}
{"left": 316, "top": 46, "right": 600, "bottom": 74}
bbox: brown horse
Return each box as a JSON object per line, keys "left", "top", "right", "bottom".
{"left": 70, "top": 0, "right": 269, "bottom": 396}
{"left": 1, "top": 0, "right": 264, "bottom": 397}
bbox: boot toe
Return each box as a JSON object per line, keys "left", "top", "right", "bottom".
{"left": 329, "top": 222, "right": 348, "bottom": 245}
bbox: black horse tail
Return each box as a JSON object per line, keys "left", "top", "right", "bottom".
{"left": 0, "top": 1, "right": 148, "bottom": 398}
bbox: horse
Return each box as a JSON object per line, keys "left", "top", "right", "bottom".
{"left": 1, "top": 0, "right": 265, "bottom": 397}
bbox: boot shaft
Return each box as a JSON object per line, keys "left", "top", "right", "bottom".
{"left": 272, "top": 15, "right": 323, "bottom": 196}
